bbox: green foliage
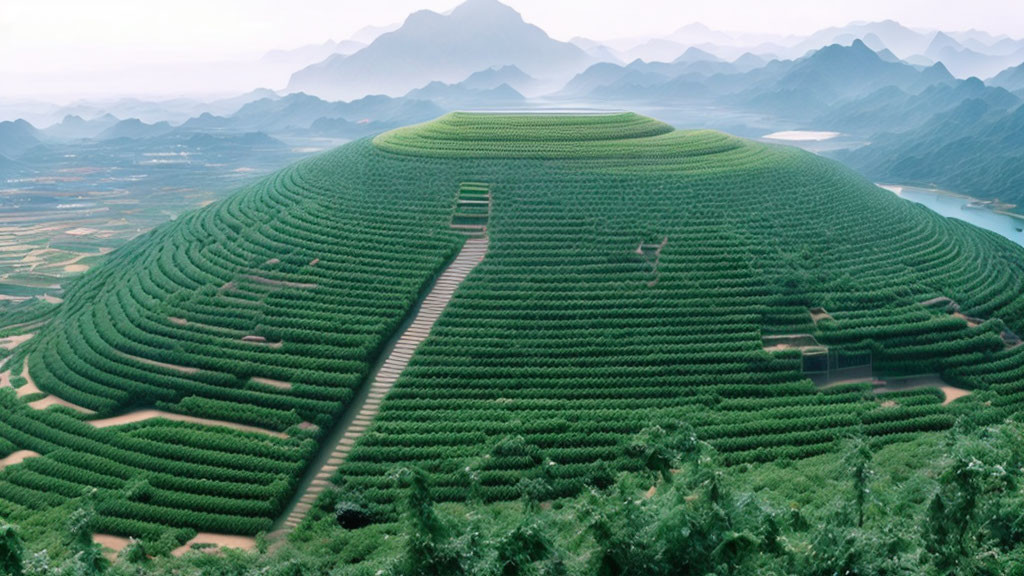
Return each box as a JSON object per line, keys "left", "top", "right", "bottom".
{"left": 0, "top": 519, "right": 25, "bottom": 576}
{"left": 5, "top": 111, "right": 1024, "bottom": 547}
{"left": 841, "top": 436, "right": 873, "bottom": 528}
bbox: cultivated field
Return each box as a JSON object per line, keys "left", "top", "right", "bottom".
{"left": 3, "top": 112, "right": 1024, "bottom": 548}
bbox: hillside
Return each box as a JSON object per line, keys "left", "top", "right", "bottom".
{"left": 286, "top": 0, "right": 591, "bottom": 100}
{"left": 990, "top": 61, "right": 1024, "bottom": 92}
{"left": 813, "top": 75, "right": 1018, "bottom": 134}
{"left": 836, "top": 100, "right": 1024, "bottom": 204}
{"left": 0, "top": 119, "right": 42, "bottom": 158}
{"left": 97, "top": 118, "right": 173, "bottom": 140}
{"left": 738, "top": 40, "right": 950, "bottom": 117}
{"left": 4, "top": 111, "right": 1024, "bottom": 552}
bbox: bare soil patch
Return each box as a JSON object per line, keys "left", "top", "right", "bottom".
{"left": 0, "top": 333, "right": 34, "bottom": 350}
{"left": 93, "top": 534, "right": 133, "bottom": 559}
{"left": 16, "top": 358, "right": 41, "bottom": 396}
{"left": 168, "top": 317, "right": 188, "bottom": 326}
{"left": 0, "top": 450, "right": 40, "bottom": 470}
{"left": 241, "top": 336, "right": 283, "bottom": 348}
{"left": 0, "top": 319, "right": 48, "bottom": 332}
{"left": 171, "top": 533, "right": 256, "bottom": 557}
{"left": 20, "top": 356, "right": 96, "bottom": 414}
{"left": 251, "top": 377, "right": 292, "bottom": 391}
{"left": 919, "top": 296, "right": 958, "bottom": 311}
{"left": 0, "top": 295, "right": 31, "bottom": 302}
{"left": 873, "top": 374, "right": 971, "bottom": 406}
{"left": 953, "top": 312, "right": 983, "bottom": 328}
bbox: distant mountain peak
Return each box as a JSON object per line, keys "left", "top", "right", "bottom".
{"left": 920, "top": 61, "right": 955, "bottom": 84}
{"left": 962, "top": 76, "right": 985, "bottom": 88}
{"left": 876, "top": 48, "right": 900, "bottom": 63}
{"left": 674, "top": 46, "right": 722, "bottom": 63}
{"left": 288, "top": 0, "right": 590, "bottom": 100}
{"left": 850, "top": 38, "right": 871, "bottom": 52}
{"left": 927, "top": 31, "right": 962, "bottom": 53}
{"left": 451, "top": 0, "right": 521, "bottom": 16}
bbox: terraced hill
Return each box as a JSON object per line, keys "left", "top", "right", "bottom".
{"left": 3, "top": 112, "right": 1024, "bottom": 542}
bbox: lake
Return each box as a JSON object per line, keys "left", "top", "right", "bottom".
{"left": 880, "top": 184, "right": 1024, "bottom": 248}
{"left": 763, "top": 130, "right": 841, "bottom": 141}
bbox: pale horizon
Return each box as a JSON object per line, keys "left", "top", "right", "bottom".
{"left": 3, "top": 0, "right": 1024, "bottom": 101}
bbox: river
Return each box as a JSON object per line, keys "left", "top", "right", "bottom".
{"left": 880, "top": 184, "right": 1024, "bottom": 248}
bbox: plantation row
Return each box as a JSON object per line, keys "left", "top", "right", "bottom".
{"left": 6, "top": 113, "right": 1024, "bottom": 538}
{"left": 374, "top": 112, "right": 745, "bottom": 160}
{"left": 332, "top": 114, "right": 1024, "bottom": 515}
{"left": 0, "top": 139, "right": 471, "bottom": 535}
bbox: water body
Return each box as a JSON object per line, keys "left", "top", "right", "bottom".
{"left": 763, "top": 130, "right": 841, "bottom": 141}
{"left": 880, "top": 184, "right": 1024, "bottom": 248}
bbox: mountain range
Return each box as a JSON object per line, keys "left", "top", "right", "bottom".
{"left": 287, "top": 0, "right": 591, "bottom": 100}
{"left": 836, "top": 99, "right": 1024, "bottom": 204}
{"left": 0, "top": 120, "right": 42, "bottom": 158}
{"left": 5, "top": 0, "right": 1024, "bottom": 208}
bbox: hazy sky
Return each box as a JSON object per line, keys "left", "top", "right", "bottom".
{"left": 3, "top": 0, "right": 1023, "bottom": 100}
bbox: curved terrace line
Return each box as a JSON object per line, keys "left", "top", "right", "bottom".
{"left": 269, "top": 234, "right": 490, "bottom": 538}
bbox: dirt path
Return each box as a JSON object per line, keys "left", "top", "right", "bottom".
{"left": 873, "top": 374, "right": 971, "bottom": 406}
{"left": 241, "top": 336, "right": 283, "bottom": 348}
{"left": 0, "top": 319, "right": 49, "bottom": 333}
{"left": 268, "top": 236, "right": 489, "bottom": 538}
{"left": 171, "top": 533, "right": 256, "bottom": 557}
{"left": 29, "top": 395, "right": 98, "bottom": 413}
{"left": 20, "top": 357, "right": 97, "bottom": 415}
{"left": 88, "top": 409, "right": 289, "bottom": 439}
{"left": 122, "top": 353, "right": 200, "bottom": 374}
{"left": 251, "top": 377, "right": 292, "bottom": 391}
{"left": 0, "top": 333, "right": 34, "bottom": 350}
{"left": 0, "top": 450, "right": 40, "bottom": 470}
{"left": 93, "top": 534, "right": 133, "bottom": 559}
{"left": 919, "top": 296, "right": 957, "bottom": 309}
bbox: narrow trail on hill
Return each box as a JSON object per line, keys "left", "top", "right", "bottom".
{"left": 269, "top": 235, "right": 489, "bottom": 538}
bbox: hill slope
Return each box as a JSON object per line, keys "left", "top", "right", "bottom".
{"left": 836, "top": 100, "right": 1024, "bottom": 204}
{"left": 0, "top": 119, "right": 41, "bottom": 158}
{"left": 4, "top": 112, "right": 1024, "bottom": 542}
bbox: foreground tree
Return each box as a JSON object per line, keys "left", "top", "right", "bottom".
{"left": 841, "top": 436, "right": 873, "bottom": 528}
{"left": 0, "top": 519, "right": 24, "bottom": 576}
